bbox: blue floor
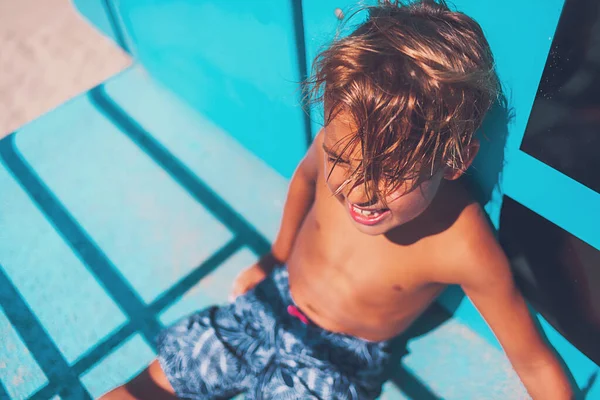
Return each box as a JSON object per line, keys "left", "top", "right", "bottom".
{"left": 0, "top": 66, "right": 528, "bottom": 399}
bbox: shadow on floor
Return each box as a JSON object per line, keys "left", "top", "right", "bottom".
{"left": 0, "top": 83, "right": 455, "bottom": 399}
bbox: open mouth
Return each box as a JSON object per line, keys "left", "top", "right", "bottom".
{"left": 348, "top": 202, "right": 391, "bottom": 226}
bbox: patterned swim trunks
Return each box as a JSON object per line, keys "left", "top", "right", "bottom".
{"left": 156, "top": 267, "right": 396, "bottom": 399}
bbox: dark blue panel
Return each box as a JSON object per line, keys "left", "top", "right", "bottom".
{"left": 500, "top": 196, "right": 600, "bottom": 365}
{"left": 521, "top": 0, "right": 600, "bottom": 194}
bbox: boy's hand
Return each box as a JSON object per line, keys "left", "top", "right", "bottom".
{"left": 229, "top": 263, "right": 268, "bottom": 301}
{"left": 229, "top": 252, "right": 283, "bottom": 302}
{"left": 459, "top": 209, "right": 575, "bottom": 399}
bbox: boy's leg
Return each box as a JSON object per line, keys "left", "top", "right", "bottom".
{"left": 99, "top": 273, "right": 285, "bottom": 399}
{"left": 99, "top": 360, "right": 176, "bottom": 399}
{"left": 100, "top": 303, "right": 257, "bottom": 399}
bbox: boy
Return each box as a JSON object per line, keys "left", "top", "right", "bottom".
{"left": 101, "top": 1, "right": 574, "bottom": 399}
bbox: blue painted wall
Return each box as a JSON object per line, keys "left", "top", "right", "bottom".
{"left": 74, "top": 0, "right": 308, "bottom": 179}
{"left": 300, "top": 0, "right": 367, "bottom": 138}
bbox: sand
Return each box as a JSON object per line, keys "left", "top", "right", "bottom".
{"left": 0, "top": 0, "right": 131, "bottom": 139}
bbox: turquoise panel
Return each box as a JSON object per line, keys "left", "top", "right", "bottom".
{"left": 73, "top": 0, "right": 308, "bottom": 179}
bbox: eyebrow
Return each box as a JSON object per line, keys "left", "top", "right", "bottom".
{"left": 322, "top": 143, "right": 344, "bottom": 159}
{"left": 323, "top": 144, "right": 356, "bottom": 168}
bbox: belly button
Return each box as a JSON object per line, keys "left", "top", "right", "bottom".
{"left": 306, "top": 303, "right": 319, "bottom": 314}
{"left": 392, "top": 284, "right": 404, "bottom": 291}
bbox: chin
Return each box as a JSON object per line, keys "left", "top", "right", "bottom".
{"left": 351, "top": 220, "right": 394, "bottom": 236}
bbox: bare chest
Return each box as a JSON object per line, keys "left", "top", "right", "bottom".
{"left": 295, "top": 197, "right": 443, "bottom": 301}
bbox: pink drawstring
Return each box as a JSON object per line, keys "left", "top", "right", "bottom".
{"left": 287, "top": 305, "right": 310, "bottom": 325}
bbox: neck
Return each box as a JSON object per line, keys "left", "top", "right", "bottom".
{"left": 383, "top": 180, "right": 462, "bottom": 245}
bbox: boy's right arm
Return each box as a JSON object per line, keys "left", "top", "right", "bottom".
{"left": 230, "top": 132, "right": 322, "bottom": 299}
{"left": 270, "top": 131, "right": 321, "bottom": 265}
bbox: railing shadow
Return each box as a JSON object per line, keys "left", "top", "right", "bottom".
{"left": 385, "top": 303, "right": 454, "bottom": 400}
{"left": 0, "top": 83, "right": 493, "bottom": 400}
{"left": 0, "top": 133, "right": 246, "bottom": 398}
{"left": 0, "top": 86, "right": 271, "bottom": 398}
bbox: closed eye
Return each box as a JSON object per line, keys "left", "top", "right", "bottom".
{"left": 327, "top": 155, "right": 347, "bottom": 164}
{"left": 323, "top": 144, "right": 348, "bottom": 165}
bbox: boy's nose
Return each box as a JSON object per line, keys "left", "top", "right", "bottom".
{"left": 344, "top": 179, "right": 376, "bottom": 206}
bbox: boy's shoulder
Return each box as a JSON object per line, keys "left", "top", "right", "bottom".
{"left": 431, "top": 186, "right": 512, "bottom": 288}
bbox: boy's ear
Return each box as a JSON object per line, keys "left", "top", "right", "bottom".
{"left": 443, "top": 139, "right": 480, "bottom": 181}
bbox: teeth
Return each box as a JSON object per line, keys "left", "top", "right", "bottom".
{"left": 352, "top": 205, "right": 382, "bottom": 217}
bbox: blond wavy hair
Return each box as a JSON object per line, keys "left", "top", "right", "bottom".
{"left": 306, "top": 0, "right": 500, "bottom": 200}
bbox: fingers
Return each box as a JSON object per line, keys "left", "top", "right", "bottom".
{"left": 229, "top": 280, "right": 247, "bottom": 303}
{"left": 228, "top": 285, "right": 240, "bottom": 303}
{"left": 229, "top": 265, "right": 265, "bottom": 302}
{"left": 229, "top": 279, "right": 259, "bottom": 302}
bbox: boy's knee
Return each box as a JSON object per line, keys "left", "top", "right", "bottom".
{"left": 126, "top": 360, "right": 176, "bottom": 399}
{"left": 98, "top": 386, "right": 136, "bottom": 400}
{"left": 99, "top": 360, "right": 176, "bottom": 400}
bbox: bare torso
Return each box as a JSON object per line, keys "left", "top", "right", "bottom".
{"left": 287, "top": 153, "right": 477, "bottom": 342}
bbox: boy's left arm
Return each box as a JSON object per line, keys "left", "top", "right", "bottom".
{"left": 459, "top": 231, "right": 575, "bottom": 400}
